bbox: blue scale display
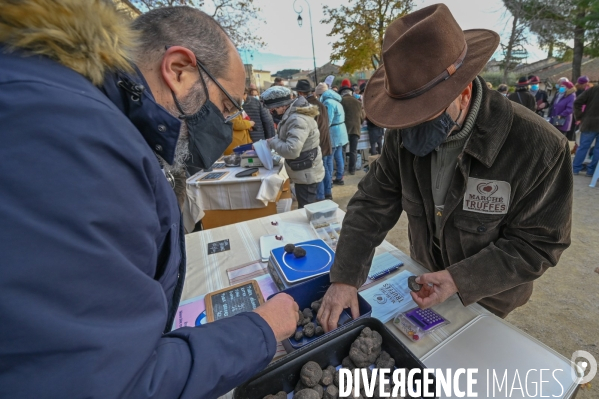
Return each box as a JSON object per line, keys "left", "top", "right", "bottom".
{"left": 270, "top": 239, "right": 335, "bottom": 285}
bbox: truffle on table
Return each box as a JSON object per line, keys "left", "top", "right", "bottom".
{"left": 315, "top": 326, "right": 324, "bottom": 336}
{"left": 324, "top": 384, "right": 339, "bottom": 399}
{"left": 333, "top": 370, "right": 340, "bottom": 387}
{"left": 375, "top": 351, "right": 395, "bottom": 369}
{"left": 342, "top": 356, "right": 356, "bottom": 370}
{"left": 295, "top": 388, "right": 321, "bottom": 399}
{"left": 303, "top": 308, "right": 314, "bottom": 320}
{"left": 312, "top": 384, "right": 324, "bottom": 399}
{"left": 301, "top": 317, "right": 311, "bottom": 326}
{"left": 263, "top": 392, "right": 287, "bottom": 399}
{"left": 284, "top": 243, "right": 296, "bottom": 254}
{"left": 311, "top": 298, "right": 322, "bottom": 313}
{"left": 300, "top": 361, "right": 323, "bottom": 387}
{"left": 349, "top": 327, "right": 383, "bottom": 367}
{"left": 303, "top": 322, "right": 316, "bottom": 338}
{"left": 320, "top": 368, "right": 334, "bottom": 386}
{"left": 297, "top": 310, "right": 305, "bottom": 326}
{"left": 295, "top": 380, "right": 309, "bottom": 393}
{"left": 294, "top": 330, "right": 304, "bottom": 341}
{"left": 293, "top": 246, "right": 307, "bottom": 258}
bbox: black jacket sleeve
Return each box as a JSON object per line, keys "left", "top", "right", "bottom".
{"left": 260, "top": 104, "right": 276, "bottom": 139}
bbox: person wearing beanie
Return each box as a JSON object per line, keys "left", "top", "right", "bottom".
{"left": 315, "top": 82, "right": 329, "bottom": 97}
{"left": 319, "top": 88, "right": 349, "bottom": 185}
{"left": 261, "top": 86, "right": 325, "bottom": 208}
{"left": 507, "top": 77, "right": 536, "bottom": 111}
{"left": 575, "top": 76, "right": 591, "bottom": 96}
{"left": 549, "top": 80, "right": 576, "bottom": 136}
{"left": 294, "top": 79, "right": 334, "bottom": 200}
{"left": 318, "top": 4, "right": 572, "bottom": 329}
{"left": 528, "top": 76, "right": 549, "bottom": 116}
{"left": 339, "top": 84, "right": 365, "bottom": 175}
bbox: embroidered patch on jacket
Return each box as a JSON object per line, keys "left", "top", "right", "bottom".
{"left": 463, "top": 177, "right": 511, "bottom": 214}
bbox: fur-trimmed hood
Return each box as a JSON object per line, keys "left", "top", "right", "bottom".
{"left": 0, "top": 0, "right": 136, "bottom": 85}
{"left": 293, "top": 104, "right": 320, "bottom": 118}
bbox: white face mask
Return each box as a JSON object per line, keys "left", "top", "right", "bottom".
{"left": 253, "top": 96, "right": 259, "bottom": 100}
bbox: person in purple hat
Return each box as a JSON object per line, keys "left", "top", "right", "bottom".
{"left": 575, "top": 76, "right": 592, "bottom": 96}
{"left": 550, "top": 80, "right": 576, "bottom": 137}
{"left": 528, "top": 75, "right": 548, "bottom": 116}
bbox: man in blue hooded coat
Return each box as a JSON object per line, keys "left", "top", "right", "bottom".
{"left": 0, "top": 2, "right": 297, "bottom": 398}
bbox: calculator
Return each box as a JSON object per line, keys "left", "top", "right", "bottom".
{"left": 405, "top": 308, "right": 446, "bottom": 331}
{"left": 393, "top": 307, "right": 449, "bottom": 342}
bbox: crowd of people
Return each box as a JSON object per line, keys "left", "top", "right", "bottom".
{"left": 495, "top": 74, "right": 598, "bottom": 177}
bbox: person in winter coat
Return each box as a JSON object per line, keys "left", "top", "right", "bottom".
{"left": 263, "top": 86, "right": 325, "bottom": 208}
{"left": 319, "top": 89, "right": 349, "bottom": 185}
{"left": 0, "top": 2, "right": 299, "bottom": 398}
{"left": 243, "top": 89, "right": 276, "bottom": 141}
{"left": 528, "top": 75, "right": 549, "bottom": 116}
{"left": 573, "top": 85, "right": 599, "bottom": 176}
{"left": 317, "top": 4, "right": 572, "bottom": 331}
{"left": 224, "top": 113, "right": 253, "bottom": 155}
{"left": 550, "top": 81, "right": 576, "bottom": 136}
{"left": 339, "top": 83, "right": 366, "bottom": 174}
{"left": 295, "top": 79, "right": 334, "bottom": 200}
{"left": 360, "top": 82, "right": 385, "bottom": 155}
{"left": 508, "top": 76, "right": 536, "bottom": 111}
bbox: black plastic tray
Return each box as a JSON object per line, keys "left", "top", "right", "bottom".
{"left": 233, "top": 318, "right": 435, "bottom": 398}
{"left": 268, "top": 274, "right": 372, "bottom": 353}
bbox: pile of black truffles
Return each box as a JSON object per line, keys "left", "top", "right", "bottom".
{"left": 284, "top": 243, "right": 307, "bottom": 258}
{"left": 264, "top": 328, "right": 412, "bottom": 399}
{"left": 293, "top": 298, "right": 324, "bottom": 341}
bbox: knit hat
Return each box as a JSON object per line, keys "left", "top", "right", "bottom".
{"left": 577, "top": 75, "right": 589, "bottom": 84}
{"left": 261, "top": 86, "right": 294, "bottom": 109}
{"left": 562, "top": 81, "right": 574, "bottom": 89}
{"left": 315, "top": 82, "right": 328, "bottom": 96}
{"left": 341, "top": 78, "right": 351, "bottom": 88}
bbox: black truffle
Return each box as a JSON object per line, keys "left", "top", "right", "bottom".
{"left": 297, "top": 310, "right": 304, "bottom": 326}
{"left": 324, "top": 384, "right": 339, "bottom": 399}
{"left": 295, "top": 380, "right": 309, "bottom": 393}
{"left": 303, "top": 322, "right": 316, "bottom": 338}
{"left": 284, "top": 243, "right": 296, "bottom": 253}
{"left": 408, "top": 275, "right": 422, "bottom": 292}
{"left": 301, "top": 361, "right": 323, "bottom": 387}
{"left": 303, "top": 308, "right": 314, "bottom": 320}
{"left": 301, "top": 316, "right": 311, "bottom": 326}
{"left": 294, "top": 330, "right": 304, "bottom": 341}
{"left": 293, "top": 247, "right": 307, "bottom": 258}
{"left": 312, "top": 384, "right": 324, "bottom": 399}
{"left": 349, "top": 327, "right": 383, "bottom": 367}
{"left": 263, "top": 392, "right": 287, "bottom": 399}
{"left": 295, "top": 389, "right": 320, "bottom": 399}
{"left": 315, "top": 326, "right": 324, "bottom": 336}
{"left": 342, "top": 356, "right": 356, "bottom": 369}
{"left": 375, "top": 351, "right": 395, "bottom": 369}
{"left": 320, "top": 369, "right": 334, "bottom": 386}
{"left": 311, "top": 299, "right": 322, "bottom": 313}
{"left": 333, "top": 370, "right": 340, "bottom": 387}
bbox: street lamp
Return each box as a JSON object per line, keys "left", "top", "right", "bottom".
{"left": 293, "top": 0, "right": 318, "bottom": 84}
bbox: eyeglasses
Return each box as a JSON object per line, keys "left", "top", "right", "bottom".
{"left": 164, "top": 46, "right": 243, "bottom": 123}
{"left": 195, "top": 56, "right": 243, "bottom": 123}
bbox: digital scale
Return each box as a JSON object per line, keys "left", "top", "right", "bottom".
{"left": 267, "top": 239, "right": 335, "bottom": 290}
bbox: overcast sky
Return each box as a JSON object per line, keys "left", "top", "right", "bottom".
{"left": 242, "top": 0, "right": 546, "bottom": 73}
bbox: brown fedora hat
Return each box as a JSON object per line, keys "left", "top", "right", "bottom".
{"left": 363, "top": 4, "right": 499, "bottom": 129}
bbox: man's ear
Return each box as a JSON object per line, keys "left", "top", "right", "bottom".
{"left": 160, "top": 46, "right": 198, "bottom": 99}
{"left": 459, "top": 82, "right": 473, "bottom": 110}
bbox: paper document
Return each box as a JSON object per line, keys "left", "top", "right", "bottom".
{"left": 360, "top": 270, "right": 415, "bottom": 323}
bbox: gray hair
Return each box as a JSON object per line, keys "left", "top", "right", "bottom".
{"left": 131, "top": 6, "right": 231, "bottom": 79}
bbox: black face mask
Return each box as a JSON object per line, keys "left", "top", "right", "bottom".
{"left": 172, "top": 78, "right": 233, "bottom": 170}
{"left": 400, "top": 107, "right": 462, "bottom": 157}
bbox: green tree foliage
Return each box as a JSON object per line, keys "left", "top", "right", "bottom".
{"left": 321, "top": 0, "right": 414, "bottom": 74}
{"left": 132, "top": 0, "right": 264, "bottom": 49}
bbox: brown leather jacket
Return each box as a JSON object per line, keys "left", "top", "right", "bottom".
{"left": 331, "top": 82, "right": 573, "bottom": 318}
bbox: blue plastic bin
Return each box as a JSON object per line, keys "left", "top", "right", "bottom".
{"left": 268, "top": 273, "right": 372, "bottom": 353}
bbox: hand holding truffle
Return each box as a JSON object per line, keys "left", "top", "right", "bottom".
{"left": 254, "top": 293, "right": 300, "bottom": 342}
{"left": 409, "top": 270, "right": 458, "bottom": 309}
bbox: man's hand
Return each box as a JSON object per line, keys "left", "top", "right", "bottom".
{"left": 317, "top": 283, "right": 359, "bottom": 333}
{"left": 249, "top": 120, "right": 255, "bottom": 128}
{"left": 410, "top": 270, "right": 458, "bottom": 308}
{"left": 253, "top": 293, "right": 299, "bottom": 342}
